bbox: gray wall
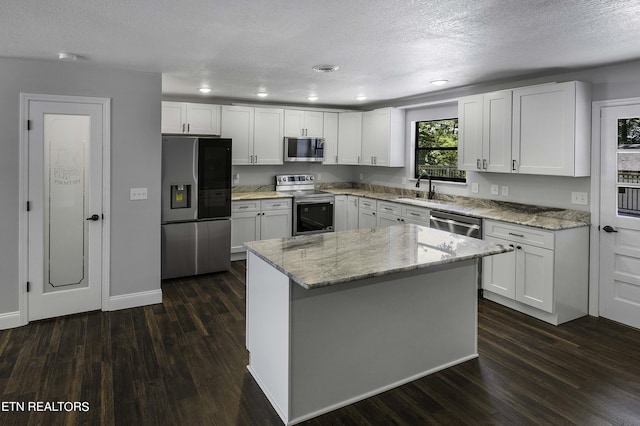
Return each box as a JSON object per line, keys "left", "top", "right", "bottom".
{"left": 0, "top": 58, "right": 161, "bottom": 315}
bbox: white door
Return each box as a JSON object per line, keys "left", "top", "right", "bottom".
{"left": 599, "top": 104, "right": 640, "bottom": 329}
{"left": 27, "top": 98, "right": 105, "bottom": 321}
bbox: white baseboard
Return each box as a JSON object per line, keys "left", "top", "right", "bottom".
{"left": 107, "top": 289, "right": 163, "bottom": 311}
{"left": 0, "top": 311, "right": 23, "bottom": 330}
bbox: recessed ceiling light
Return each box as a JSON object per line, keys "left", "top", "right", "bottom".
{"left": 430, "top": 79, "right": 448, "bottom": 86}
{"left": 355, "top": 95, "right": 368, "bottom": 101}
{"left": 256, "top": 92, "right": 268, "bottom": 97}
{"left": 307, "top": 95, "right": 319, "bottom": 101}
{"left": 58, "top": 52, "right": 77, "bottom": 61}
{"left": 198, "top": 87, "right": 212, "bottom": 93}
{"left": 312, "top": 65, "right": 339, "bottom": 73}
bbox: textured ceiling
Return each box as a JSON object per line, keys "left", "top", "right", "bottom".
{"left": 2, "top": 0, "right": 640, "bottom": 106}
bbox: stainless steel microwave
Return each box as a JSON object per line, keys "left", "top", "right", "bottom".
{"left": 284, "top": 137, "right": 324, "bottom": 162}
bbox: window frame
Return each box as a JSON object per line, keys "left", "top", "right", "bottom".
{"left": 414, "top": 118, "right": 465, "bottom": 183}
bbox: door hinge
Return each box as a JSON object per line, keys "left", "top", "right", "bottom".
{"left": 26, "top": 201, "right": 31, "bottom": 212}
{"left": 27, "top": 120, "right": 32, "bottom": 131}
{"left": 26, "top": 282, "right": 30, "bottom": 292}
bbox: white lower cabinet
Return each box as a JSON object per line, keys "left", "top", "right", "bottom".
{"left": 358, "top": 198, "right": 377, "bottom": 229}
{"left": 347, "top": 196, "right": 359, "bottom": 230}
{"left": 334, "top": 195, "right": 348, "bottom": 232}
{"left": 482, "top": 220, "right": 589, "bottom": 325}
{"left": 231, "top": 199, "right": 292, "bottom": 259}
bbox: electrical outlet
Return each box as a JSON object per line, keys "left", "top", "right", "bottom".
{"left": 360, "top": 173, "right": 364, "bottom": 181}
{"left": 233, "top": 174, "right": 240, "bottom": 184}
{"left": 471, "top": 182, "right": 479, "bottom": 194}
{"left": 401, "top": 177, "right": 407, "bottom": 185}
{"left": 571, "top": 192, "right": 588, "bottom": 205}
{"left": 130, "top": 187, "right": 148, "bottom": 200}
{"left": 491, "top": 184, "right": 499, "bottom": 195}
{"left": 317, "top": 173, "right": 322, "bottom": 181}
{"left": 501, "top": 186, "right": 509, "bottom": 196}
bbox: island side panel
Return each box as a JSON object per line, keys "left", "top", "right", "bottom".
{"left": 288, "top": 260, "right": 479, "bottom": 423}
{"left": 246, "top": 252, "right": 291, "bottom": 423}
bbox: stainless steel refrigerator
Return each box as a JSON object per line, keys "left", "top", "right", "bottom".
{"left": 161, "top": 136, "right": 232, "bottom": 279}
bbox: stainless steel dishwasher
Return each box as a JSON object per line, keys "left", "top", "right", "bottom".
{"left": 429, "top": 210, "right": 484, "bottom": 296}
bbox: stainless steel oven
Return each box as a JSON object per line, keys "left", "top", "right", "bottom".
{"left": 275, "top": 174, "right": 335, "bottom": 236}
{"left": 294, "top": 195, "right": 334, "bottom": 235}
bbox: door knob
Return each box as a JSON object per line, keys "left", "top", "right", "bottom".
{"left": 602, "top": 225, "right": 618, "bottom": 233}
{"left": 86, "top": 214, "right": 101, "bottom": 221}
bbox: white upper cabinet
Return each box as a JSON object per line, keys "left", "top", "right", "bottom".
{"left": 458, "top": 81, "right": 591, "bottom": 176}
{"left": 222, "top": 106, "right": 284, "bottom": 165}
{"left": 322, "top": 112, "right": 339, "bottom": 165}
{"left": 161, "top": 101, "right": 221, "bottom": 135}
{"left": 361, "top": 107, "right": 405, "bottom": 167}
{"left": 512, "top": 81, "right": 591, "bottom": 176}
{"left": 458, "top": 91, "right": 512, "bottom": 173}
{"left": 337, "top": 112, "right": 363, "bottom": 165}
{"left": 254, "top": 107, "right": 285, "bottom": 165}
{"left": 284, "top": 110, "right": 324, "bottom": 137}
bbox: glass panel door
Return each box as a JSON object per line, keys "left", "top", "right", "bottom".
{"left": 44, "top": 114, "right": 90, "bottom": 291}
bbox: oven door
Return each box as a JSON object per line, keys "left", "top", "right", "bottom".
{"left": 294, "top": 197, "right": 334, "bottom": 235}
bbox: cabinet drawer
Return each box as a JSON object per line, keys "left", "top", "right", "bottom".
{"left": 232, "top": 200, "right": 260, "bottom": 213}
{"left": 261, "top": 198, "right": 292, "bottom": 210}
{"left": 484, "top": 220, "right": 554, "bottom": 249}
{"left": 402, "top": 205, "right": 430, "bottom": 222}
{"left": 377, "top": 201, "right": 401, "bottom": 216}
{"left": 359, "top": 198, "right": 377, "bottom": 211}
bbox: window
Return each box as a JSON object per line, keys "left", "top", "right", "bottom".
{"left": 415, "top": 119, "right": 465, "bottom": 182}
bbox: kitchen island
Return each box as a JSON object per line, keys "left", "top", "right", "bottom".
{"left": 244, "top": 224, "right": 511, "bottom": 425}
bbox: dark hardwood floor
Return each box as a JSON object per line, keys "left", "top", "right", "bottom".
{"left": 1, "top": 260, "right": 640, "bottom": 425}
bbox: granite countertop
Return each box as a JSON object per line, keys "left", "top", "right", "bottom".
{"left": 244, "top": 224, "right": 512, "bottom": 289}
{"left": 232, "top": 186, "right": 589, "bottom": 231}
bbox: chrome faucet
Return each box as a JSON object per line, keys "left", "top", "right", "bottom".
{"left": 415, "top": 174, "right": 436, "bottom": 199}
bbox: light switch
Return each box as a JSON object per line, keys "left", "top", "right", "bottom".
{"left": 571, "top": 192, "right": 588, "bottom": 205}
{"left": 130, "top": 187, "right": 148, "bottom": 200}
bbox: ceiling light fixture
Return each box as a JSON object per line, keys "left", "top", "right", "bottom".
{"left": 312, "top": 64, "right": 339, "bottom": 73}
{"left": 430, "top": 79, "right": 448, "bottom": 86}
{"left": 58, "top": 52, "right": 77, "bottom": 61}
{"left": 256, "top": 92, "right": 268, "bottom": 98}
{"left": 355, "top": 95, "right": 368, "bottom": 101}
{"left": 307, "top": 95, "right": 319, "bottom": 101}
{"left": 198, "top": 87, "right": 212, "bottom": 93}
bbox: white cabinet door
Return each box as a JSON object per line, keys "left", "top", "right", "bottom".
{"left": 231, "top": 211, "right": 261, "bottom": 253}
{"left": 304, "top": 111, "right": 324, "bottom": 137}
{"left": 458, "top": 92, "right": 511, "bottom": 173}
{"left": 512, "top": 81, "right": 590, "bottom": 176}
{"left": 186, "top": 103, "right": 221, "bottom": 135}
{"left": 254, "top": 108, "right": 284, "bottom": 165}
{"left": 223, "top": 106, "right": 255, "bottom": 165}
{"left": 284, "top": 109, "right": 305, "bottom": 137}
{"left": 334, "top": 195, "right": 348, "bottom": 231}
{"left": 161, "top": 101, "right": 187, "bottom": 134}
{"left": 377, "top": 212, "right": 400, "bottom": 227}
{"left": 358, "top": 210, "right": 377, "bottom": 229}
{"left": 483, "top": 91, "right": 512, "bottom": 173}
{"left": 261, "top": 210, "right": 292, "bottom": 240}
{"left": 322, "top": 112, "right": 339, "bottom": 165}
{"left": 338, "top": 112, "right": 363, "bottom": 165}
{"left": 458, "top": 95, "right": 483, "bottom": 171}
{"left": 347, "top": 196, "right": 359, "bottom": 230}
{"left": 482, "top": 236, "right": 516, "bottom": 298}
{"left": 516, "top": 243, "right": 554, "bottom": 313}
{"left": 361, "top": 110, "right": 377, "bottom": 166}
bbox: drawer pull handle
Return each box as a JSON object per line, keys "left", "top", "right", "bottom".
{"left": 239, "top": 206, "right": 249, "bottom": 209}
{"left": 384, "top": 207, "right": 392, "bottom": 211}
{"left": 272, "top": 204, "right": 282, "bottom": 207}
{"left": 410, "top": 213, "right": 420, "bottom": 216}
{"left": 508, "top": 232, "right": 524, "bottom": 237}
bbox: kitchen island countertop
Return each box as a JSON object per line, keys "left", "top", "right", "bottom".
{"left": 244, "top": 224, "right": 511, "bottom": 289}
